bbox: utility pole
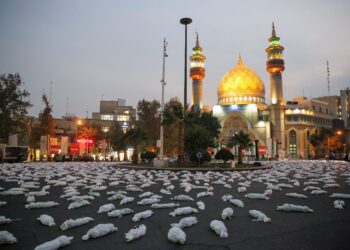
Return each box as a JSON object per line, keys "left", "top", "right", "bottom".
{"left": 160, "top": 38, "right": 168, "bottom": 160}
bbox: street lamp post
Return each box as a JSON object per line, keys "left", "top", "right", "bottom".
{"left": 179, "top": 17, "right": 192, "bottom": 167}
{"left": 160, "top": 38, "right": 168, "bottom": 160}
{"left": 180, "top": 17, "right": 192, "bottom": 108}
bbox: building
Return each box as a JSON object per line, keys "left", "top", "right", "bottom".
{"left": 91, "top": 99, "right": 136, "bottom": 133}
{"left": 208, "top": 23, "right": 341, "bottom": 159}
{"left": 340, "top": 88, "right": 350, "bottom": 128}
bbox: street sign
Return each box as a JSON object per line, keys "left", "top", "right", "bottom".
{"left": 196, "top": 152, "right": 203, "bottom": 159}
{"left": 258, "top": 146, "right": 266, "bottom": 155}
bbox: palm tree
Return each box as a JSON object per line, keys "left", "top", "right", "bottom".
{"left": 163, "top": 100, "right": 186, "bottom": 167}
{"left": 123, "top": 127, "right": 147, "bottom": 164}
{"left": 227, "top": 130, "right": 252, "bottom": 164}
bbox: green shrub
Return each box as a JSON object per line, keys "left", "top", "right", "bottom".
{"left": 215, "top": 148, "right": 234, "bottom": 163}
{"left": 189, "top": 151, "right": 211, "bottom": 165}
{"left": 141, "top": 151, "right": 157, "bottom": 163}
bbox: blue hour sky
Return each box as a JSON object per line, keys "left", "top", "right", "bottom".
{"left": 1, "top": 0, "right": 349, "bottom": 118}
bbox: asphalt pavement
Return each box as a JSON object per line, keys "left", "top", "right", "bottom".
{"left": 0, "top": 161, "right": 350, "bottom": 250}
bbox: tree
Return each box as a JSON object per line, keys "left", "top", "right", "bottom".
{"left": 163, "top": 100, "right": 185, "bottom": 166}
{"left": 163, "top": 98, "right": 181, "bottom": 157}
{"left": 185, "top": 110, "right": 221, "bottom": 153}
{"left": 215, "top": 148, "right": 234, "bottom": 163}
{"left": 163, "top": 99, "right": 221, "bottom": 166}
{"left": 309, "top": 128, "right": 333, "bottom": 158}
{"left": 109, "top": 121, "right": 127, "bottom": 160}
{"left": 38, "top": 95, "right": 56, "bottom": 136}
{"left": 0, "top": 73, "right": 32, "bottom": 143}
{"left": 137, "top": 99, "right": 160, "bottom": 150}
{"left": 227, "top": 130, "right": 252, "bottom": 164}
{"left": 123, "top": 127, "right": 148, "bottom": 164}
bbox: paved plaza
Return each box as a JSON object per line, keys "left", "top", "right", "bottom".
{"left": 1, "top": 160, "right": 350, "bottom": 249}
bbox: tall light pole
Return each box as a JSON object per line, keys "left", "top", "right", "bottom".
{"left": 180, "top": 17, "right": 192, "bottom": 108}
{"left": 179, "top": 17, "right": 192, "bottom": 167}
{"left": 160, "top": 38, "right": 168, "bottom": 160}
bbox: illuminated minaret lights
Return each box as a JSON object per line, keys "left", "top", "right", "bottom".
{"left": 265, "top": 22, "right": 286, "bottom": 158}
{"left": 190, "top": 33, "right": 206, "bottom": 111}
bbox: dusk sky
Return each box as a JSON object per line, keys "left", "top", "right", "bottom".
{"left": 1, "top": 0, "right": 349, "bottom": 118}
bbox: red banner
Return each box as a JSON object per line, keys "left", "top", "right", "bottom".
{"left": 69, "top": 145, "right": 79, "bottom": 154}
{"left": 50, "top": 145, "right": 60, "bottom": 154}
{"left": 258, "top": 146, "right": 266, "bottom": 155}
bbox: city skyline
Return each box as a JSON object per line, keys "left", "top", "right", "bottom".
{"left": 1, "top": 0, "right": 349, "bottom": 118}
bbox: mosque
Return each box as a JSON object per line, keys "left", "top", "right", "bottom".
{"left": 189, "top": 24, "right": 338, "bottom": 159}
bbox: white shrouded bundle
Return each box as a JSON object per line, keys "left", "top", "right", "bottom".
{"left": 171, "top": 194, "right": 194, "bottom": 201}
{"left": 0, "top": 230, "right": 17, "bottom": 244}
{"left": 139, "top": 191, "right": 153, "bottom": 198}
{"left": 132, "top": 210, "right": 153, "bottom": 222}
{"left": 221, "top": 194, "right": 233, "bottom": 202}
{"left": 276, "top": 203, "right": 313, "bottom": 213}
{"left": 210, "top": 220, "right": 228, "bottom": 238}
{"left": 120, "top": 197, "right": 134, "bottom": 205}
{"left": 60, "top": 217, "right": 94, "bottom": 230}
{"left": 329, "top": 193, "right": 350, "bottom": 199}
{"left": 196, "top": 191, "right": 213, "bottom": 198}
{"left": 68, "top": 200, "right": 90, "bottom": 210}
{"left": 26, "top": 201, "right": 59, "bottom": 209}
{"left": 334, "top": 200, "right": 345, "bottom": 209}
{"left": 0, "top": 216, "right": 20, "bottom": 225}
{"left": 286, "top": 193, "right": 307, "bottom": 199}
{"left": 160, "top": 188, "right": 172, "bottom": 195}
{"left": 82, "top": 223, "right": 118, "bottom": 240}
{"left": 323, "top": 183, "right": 340, "bottom": 188}
{"left": 171, "top": 216, "right": 198, "bottom": 228}
{"left": 311, "top": 190, "right": 327, "bottom": 195}
{"left": 238, "top": 187, "right": 247, "bottom": 193}
{"left": 264, "top": 189, "right": 273, "bottom": 196}
{"left": 97, "top": 204, "right": 115, "bottom": 214}
{"left": 27, "top": 190, "right": 49, "bottom": 196}
{"left": 26, "top": 195, "right": 35, "bottom": 203}
{"left": 197, "top": 201, "right": 205, "bottom": 210}
{"left": 277, "top": 183, "right": 294, "bottom": 189}
{"left": 169, "top": 207, "right": 198, "bottom": 217}
{"left": 221, "top": 207, "right": 234, "bottom": 220}
{"left": 167, "top": 226, "right": 186, "bottom": 244}
{"left": 108, "top": 208, "right": 133, "bottom": 218}
{"left": 245, "top": 193, "right": 269, "bottom": 200}
{"left": 125, "top": 224, "right": 147, "bottom": 242}
{"left": 34, "top": 235, "right": 73, "bottom": 250}
{"left": 229, "top": 199, "right": 244, "bottom": 208}
{"left": 137, "top": 198, "right": 160, "bottom": 205}
{"left": 37, "top": 214, "right": 55, "bottom": 227}
{"left": 151, "top": 203, "right": 179, "bottom": 209}
{"left": 108, "top": 193, "right": 126, "bottom": 201}
{"left": 67, "top": 195, "right": 95, "bottom": 201}
{"left": 249, "top": 210, "right": 271, "bottom": 223}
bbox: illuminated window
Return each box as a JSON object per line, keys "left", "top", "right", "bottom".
{"left": 244, "top": 96, "right": 247, "bottom": 101}
{"left": 117, "top": 115, "right": 129, "bottom": 121}
{"left": 289, "top": 130, "right": 297, "bottom": 158}
{"left": 101, "top": 115, "right": 113, "bottom": 120}
{"left": 101, "top": 126, "right": 109, "bottom": 133}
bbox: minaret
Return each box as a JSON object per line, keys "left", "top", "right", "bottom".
{"left": 265, "top": 22, "right": 285, "bottom": 158}
{"left": 190, "top": 33, "right": 206, "bottom": 111}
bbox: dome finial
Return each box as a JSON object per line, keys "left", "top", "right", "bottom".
{"left": 196, "top": 32, "right": 200, "bottom": 47}
{"left": 272, "top": 22, "right": 276, "bottom": 37}
{"left": 238, "top": 53, "right": 243, "bottom": 65}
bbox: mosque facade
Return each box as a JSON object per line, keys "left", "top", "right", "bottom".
{"left": 190, "top": 24, "right": 339, "bottom": 159}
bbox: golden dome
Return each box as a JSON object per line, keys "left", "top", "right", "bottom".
{"left": 217, "top": 56, "right": 265, "bottom": 105}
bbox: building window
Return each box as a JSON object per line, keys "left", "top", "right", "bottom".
{"left": 319, "top": 107, "right": 322, "bottom": 113}
{"left": 101, "top": 114, "right": 113, "bottom": 120}
{"left": 326, "top": 108, "right": 328, "bottom": 114}
{"left": 117, "top": 115, "right": 129, "bottom": 121}
{"left": 289, "top": 130, "right": 297, "bottom": 158}
{"left": 312, "top": 106, "right": 315, "bottom": 111}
